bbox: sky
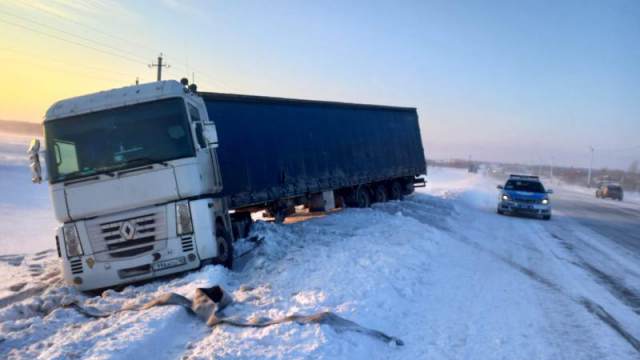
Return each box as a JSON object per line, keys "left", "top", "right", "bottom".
{"left": 0, "top": 0, "right": 639, "bottom": 169}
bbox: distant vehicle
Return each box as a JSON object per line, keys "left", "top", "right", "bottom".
{"left": 497, "top": 175, "right": 553, "bottom": 220}
{"left": 596, "top": 183, "right": 624, "bottom": 201}
{"left": 468, "top": 163, "right": 479, "bottom": 173}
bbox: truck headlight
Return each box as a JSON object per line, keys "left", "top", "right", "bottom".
{"left": 502, "top": 194, "right": 510, "bottom": 201}
{"left": 176, "top": 201, "right": 193, "bottom": 235}
{"left": 63, "top": 224, "right": 83, "bottom": 257}
{"left": 541, "top": 198, "right": 549, "bottom": 205}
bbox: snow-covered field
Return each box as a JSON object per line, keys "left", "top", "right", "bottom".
{"left": 1, "top": 141, "right": 639, "bottom": 359}
{"left": 0, "top": 133, "right": 57, "bottom": 256}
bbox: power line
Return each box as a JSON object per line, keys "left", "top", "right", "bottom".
{"left": 0, "top": 54, "right": 134, "bottom": 83}
{"left": 17, "top": 0, "right": 161, "bottom": 56}
{"left": 0, "top": 9, "right": 149, "bottom": 64}
{"left": 0, "top": 17, "right": 147, "bottom": 66}
{"left": 1, "top": 48, "right": 138, "bottom": 78}
{"left": 3, "top": 5, "right": 215, "bottom": 86}
{"left": 1, "top": 5, "right": 231, "bottom": 88}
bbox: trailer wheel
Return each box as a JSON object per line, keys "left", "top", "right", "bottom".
{"left": 347, "top": 186, "right": 371, "bottom": 208}
{"left": 215, "top": 223, "right": 233, "bottom": 269}
{"left": 402, "top": 179, "right": 415, "bottom": 195}
{"left": 389, "top": 181, "right": 403, "bottom": 200}
{"left": 355, "top": 187, "right": 371, "bottom": 208}
{"left": 373, "top": 184, "right": 387, "bottom": 203}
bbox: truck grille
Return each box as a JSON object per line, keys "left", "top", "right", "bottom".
{"left": 86, "top": 206, "right": 167, "bottom": 260}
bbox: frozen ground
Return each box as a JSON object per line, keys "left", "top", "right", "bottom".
{"left": 0, "top": 147, "right": 639, "bottom": 358}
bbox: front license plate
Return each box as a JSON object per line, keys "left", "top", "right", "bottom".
{"left": 152, "top": 257, "right": 186, "bottom": 271}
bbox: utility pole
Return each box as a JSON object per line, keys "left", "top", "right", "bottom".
{"left": 587, "top": 146, "right": 594, "bottom": 188}
{"left": 149, "top": 53, "right": 170, "bottom": 81}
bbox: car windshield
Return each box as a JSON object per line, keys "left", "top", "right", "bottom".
{"left": 505, "top": 180, "right": 545, "bottom": 193}
{"left": 45, "top": 97, "right": 194, "bottom": 183}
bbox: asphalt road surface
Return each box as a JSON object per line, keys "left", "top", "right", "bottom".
{"left": 552, "top": 187, "right": 640, "bottom": 257}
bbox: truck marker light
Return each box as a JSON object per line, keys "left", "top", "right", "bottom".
{"left": 86, "top": 257, "right": 95, "bottom": 269}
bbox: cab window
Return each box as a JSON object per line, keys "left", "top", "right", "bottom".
{"left": 188, "top": 103, "right": 201, "bottom": 122}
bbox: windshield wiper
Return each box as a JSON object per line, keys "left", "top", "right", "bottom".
{"left": 124, "top": 157, "right": 169, "bottom": 168}
{"left": 60, "top": 169, "right": 114, "bottom": 183}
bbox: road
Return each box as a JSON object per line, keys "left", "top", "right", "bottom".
{"left": 552, "top": 187, "right": 640, "bottom": 258}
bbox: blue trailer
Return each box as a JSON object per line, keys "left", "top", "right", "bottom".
{"left": 202, "top": 92, "right": 427, "bottom": 216}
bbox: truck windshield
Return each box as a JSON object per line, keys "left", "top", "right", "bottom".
{"left": 45, "top": 97, "right": 194, "bottom": 183}
{"left": 505, "top": 180, "right": 545, "bottom": 193}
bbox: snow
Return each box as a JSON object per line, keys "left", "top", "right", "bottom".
{"left": 1, "top": 137, "right": 639, "bottom": 359}
{"left": 0, "top": 133, "right": 57, "bottom": 256}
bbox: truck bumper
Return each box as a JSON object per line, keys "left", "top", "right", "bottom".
{"left": 62, "top": 236, "right": 201, "bottom": 291}
{"left": 498, "top": 202, "right": 551, "bottom": 218}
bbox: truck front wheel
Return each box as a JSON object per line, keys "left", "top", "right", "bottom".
{"left": 215, "top": 223, "right": 233, "bottom": 269}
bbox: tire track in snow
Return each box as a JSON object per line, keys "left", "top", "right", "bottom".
{"left": 579, "top": 298, "right": 640, "bottom": 353}
{"left": 453, "top": 233, "right": 640, "bottom": 354}
{"left": 549, "top": 231, "right": 640, "bottom": 316}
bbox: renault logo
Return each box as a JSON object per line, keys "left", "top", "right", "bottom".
{"left": 121, "top": 221, "right": 136, "bottom": 240}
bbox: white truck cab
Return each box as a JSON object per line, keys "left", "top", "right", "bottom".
{"left": 30, "top": 80, "right": 233, "bottom": 291}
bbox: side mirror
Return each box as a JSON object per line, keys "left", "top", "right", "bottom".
{"left": 497, "top": 185, "right": 504, "bottom": 190}
{"left": 547, "top": 189, "right": 554, "bottom": 194}
{"left": 27, "top": 138, "right": 42, "bottom": 184}
{"left": 202, "top": 123, "right": 218, "bottom": 146}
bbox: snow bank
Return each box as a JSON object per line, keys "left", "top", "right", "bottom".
{"left": 1, "top": 160, "right": 638, "bottom": 359}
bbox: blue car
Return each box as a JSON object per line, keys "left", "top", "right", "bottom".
{"left": 497, "top": 175, "right": 553, "bottom": 220}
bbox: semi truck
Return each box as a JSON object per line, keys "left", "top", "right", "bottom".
{"left": 28, "top": 80, "right": 427, "bottom": 291}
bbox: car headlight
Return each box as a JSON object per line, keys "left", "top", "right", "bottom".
{"left": 541, "top": 198, "right": 549, "bottom": 205}
{"left": 176, "top": 201, "right": 193, "bottom": 235}
{"left": 502, "top": 194, "right": 510, "bottom": 201}
{"left": 63, "top": 224, "right": 83, "bottom": 257}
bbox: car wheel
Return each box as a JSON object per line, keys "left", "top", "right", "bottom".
{"left": 497, "top": 208, "right": 504, "bottom": 215}
{"left": 542, "top": 214, "right": 551, "bottom": 221}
